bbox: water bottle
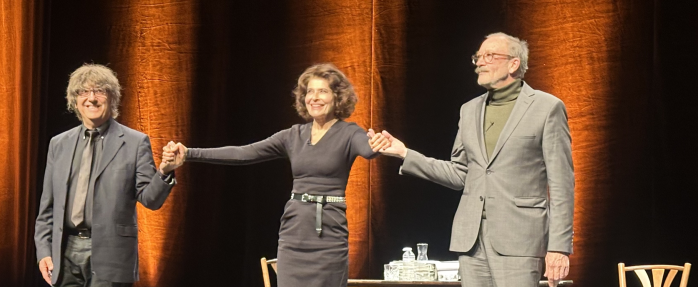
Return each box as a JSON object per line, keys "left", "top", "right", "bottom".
{"left": 401, "top": 247, "right": 415, "bottom": 281}
{"left": 402, "top": 247, "right": 415, "bottom": 262}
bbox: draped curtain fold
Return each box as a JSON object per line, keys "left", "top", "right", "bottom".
{"left": 504, "top": 1, "right": 621, "bottom": 284}
{"left": 0, "top": 0, "right": 43, "bottom": 286}
{"left": 102, "top": 1, "right": 198, "bottom": 285}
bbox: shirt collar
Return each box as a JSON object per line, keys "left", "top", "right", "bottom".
{"left": 81, "top": 119, "right": 111, "bottom": 139}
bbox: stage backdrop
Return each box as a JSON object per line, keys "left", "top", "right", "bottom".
{"left": 0, "top": 0, "right": 43, "bottom": 286}
{"left": 1, "top": 0, "right": 697, "bottom": 286}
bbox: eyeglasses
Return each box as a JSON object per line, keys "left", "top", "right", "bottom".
{"left": 471, "top": 52, "right": 514, "bottom": 65}
{"left": 77, "top": 88, "right": 107, "bottom": 98}
{"left": 306, "top": 88, "right": 332, "bottom": 97}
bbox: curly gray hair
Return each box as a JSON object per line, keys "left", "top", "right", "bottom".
{"left": 65, "top": 64, "right": 122, "bottom": 120}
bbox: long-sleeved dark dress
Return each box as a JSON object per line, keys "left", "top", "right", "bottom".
{"left": 186, "top": 120, "right": 378, "bottom": 287}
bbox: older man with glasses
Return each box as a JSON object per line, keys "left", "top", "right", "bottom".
{"left": 369, "top": 32, "right": 574, "bottom": 287}
{"left": 34, "top": 64, "right": 181, "bottom": 287}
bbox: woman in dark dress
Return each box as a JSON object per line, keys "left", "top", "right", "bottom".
{"left": 169, "top": 63, "right": 389, "bottom": 287}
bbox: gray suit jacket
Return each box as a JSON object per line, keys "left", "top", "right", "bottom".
{"left": 400, "top": 82, "right": 574, "bottom": 257}
{"left": 35, "top": 118, "right": 175, "bottom": 284}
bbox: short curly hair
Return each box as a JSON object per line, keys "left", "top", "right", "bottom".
{"left": 292, "top": 63, "right": 357, "bottom": 121}
{"left": 65, "top": 63, "right": 122, "bottom": 121}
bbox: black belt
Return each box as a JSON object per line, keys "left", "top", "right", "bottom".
{"left": 290, "top": 193, "right": 346, "bottom": 236}
{"left": 66, "top": 229, "right": 91, "bottom": 239}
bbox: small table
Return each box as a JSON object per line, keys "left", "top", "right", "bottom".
{"left": 347, "top": 279, "right": 573, "bottom": 286}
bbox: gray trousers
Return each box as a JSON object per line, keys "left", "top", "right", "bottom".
{"left": 458, "top": 218, "right": 544, "bottom": 287}
{"left": 56, "top": 236, "right": 133, "bottom": 287}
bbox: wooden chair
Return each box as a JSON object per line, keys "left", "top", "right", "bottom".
{"left": 261, "top": 257, "right": 278, "bottom": 287}
{"left": 618, "top": 262, "right": 691, "bottom": 287}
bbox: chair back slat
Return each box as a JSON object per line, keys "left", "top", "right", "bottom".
{"left": 652, "top": 269, "right": 664, "bottom": 287}
{"left": 634, "top": 270, "right": 652, "bottom": 287}
{"left": 663, "top": 270, "right": 678, "bottom": 287}
{"left": 652, "top": 269, "right": 665, "bottom": 287}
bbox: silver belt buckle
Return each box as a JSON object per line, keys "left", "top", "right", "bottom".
{"left": 77, "top": 230, "right": 90, "bottom": 239}
{"left": 301, "top": 193, "right": 324, "bottom": 203}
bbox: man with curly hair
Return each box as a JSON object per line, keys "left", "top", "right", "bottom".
{"left": 35, "top": 64, "right": 179, "bottom": 287}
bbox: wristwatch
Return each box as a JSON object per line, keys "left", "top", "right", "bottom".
{"left": 160, "top": 170, "right": 175, "bottom": 184}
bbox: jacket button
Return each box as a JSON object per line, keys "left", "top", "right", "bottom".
{"left": 486, "top": 169, "right": 493, "bottom": 175}
{"left": 479, "top": 196, "right": 484, "bottom": 201}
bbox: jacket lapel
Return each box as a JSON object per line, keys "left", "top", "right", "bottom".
{"left": 94, "top": 118, "right": 125, "bottom": 179}
{"left": 487, "top": 82, "right": 536, "bottom": 167}
{"left": 57, "top": 126, "right": 83, "bottom": 189}
{"left": 475, "top": 94, "right": 489, "bottom": 163}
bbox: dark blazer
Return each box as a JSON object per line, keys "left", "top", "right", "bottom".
{"left": 400, "top": 82, "right": 574, "bottom": 257}
{"left": 35, "top": 118, "right": 175, "bottom": 284}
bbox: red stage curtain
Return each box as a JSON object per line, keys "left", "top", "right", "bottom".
{"left": 0, "top": 0, "right": 44, "bottom": 286}
{"left": 505, "top": 0, "right": 657, "bottom": 284}
{"left": 101, "top": 1, "right": 198, "bottom": 285}
{"left": 2, "top": 1, "right": 697, "bottom": 286}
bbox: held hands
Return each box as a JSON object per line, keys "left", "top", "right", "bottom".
{"left": 368, "top": 129, "right": 391, "bottom": 152}
{"left": 38, "top": 256, "right": 53, "bottom": 285}
{"left": 159, "top": 141, "right": 187, "bottom": 174}
{"left": 544, "top": 252, "right": 570, "bottom": 287}
{"left": 367, "top": 129, "right": 407, "bottom": 159}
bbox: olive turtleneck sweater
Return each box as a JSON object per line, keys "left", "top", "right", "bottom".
{"left": 484, "top": 79, "right": 522, "bottom": 160}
